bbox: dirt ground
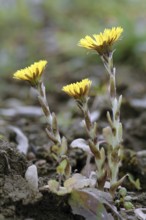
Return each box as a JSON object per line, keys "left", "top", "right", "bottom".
{"left": 0, "top": 64, "right": 146, "bottom": 220}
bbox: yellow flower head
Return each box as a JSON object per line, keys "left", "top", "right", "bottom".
{"left": 13, "top": 60, "right": 47, "bottom": 86}
{"left": 78, "top": 27, "right": 123, "bottom": 55}
{"left": 62, "top": 78, "right": 92, "bottom": 99}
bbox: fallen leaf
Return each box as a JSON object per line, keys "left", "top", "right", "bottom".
{"left": 69, "top": 188, "right": 123, "bottom": 220}
{"left": 8, "top": 125, "right": 29, "bottom": 154}
{"left": 70, "top": 138, "right": 92, "bottom": 154}
{"left": 64, "top": 173, "right": 94, "bottom": 190}
{"left": 135, "top": 208, "right": 146, "bottom": 220}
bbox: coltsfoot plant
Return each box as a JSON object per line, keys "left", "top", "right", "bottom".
{"left": 13, "top": 27, "right": 128, "bottom": 201}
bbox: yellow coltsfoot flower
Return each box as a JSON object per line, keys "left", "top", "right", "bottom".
{"left": 13, "top": 60, "right": 47, "bottom": 86}
{"left": 62, "top": 78, "right": 92, "bottom": 99}
{"left": 78, "top": 27, "right": 123, "bottom": 55}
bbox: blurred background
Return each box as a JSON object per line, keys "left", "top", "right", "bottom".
{"left": 0, "top": 0, "right": 146, "bottom": 108}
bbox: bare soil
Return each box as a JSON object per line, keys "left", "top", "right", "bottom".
{"left": 0, "top": 65, "right": 146, "bottom": 220}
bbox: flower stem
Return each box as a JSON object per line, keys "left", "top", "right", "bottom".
{"left": 100, "top": 53, "right": 123, "bottom": 193}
